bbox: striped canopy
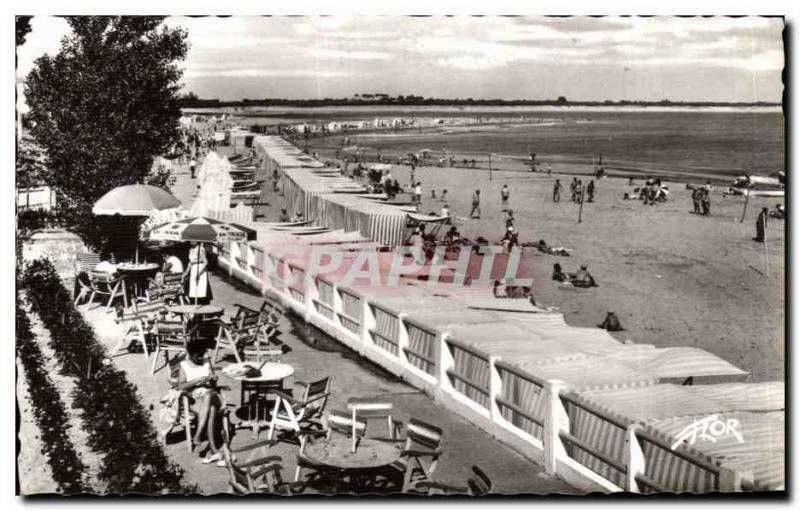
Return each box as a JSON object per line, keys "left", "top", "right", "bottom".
{"left": 145, "top": 216, "right": 255, "bottom": 244}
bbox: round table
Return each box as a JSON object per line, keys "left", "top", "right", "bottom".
{"left": 116, "top": 263, "right": 160, "bottom": 304}
{"left": 221, "top": 362, "right": 295, "bottom": 436}
{"left": 302, "top": 437, "right": 402, "bottom": 492}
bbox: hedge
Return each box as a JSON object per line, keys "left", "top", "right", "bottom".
{"left": 16, "top": 297, "right": 87, "bottom": 493}
{"left": 22, "top": 258, "right": 188, "bottom": 494}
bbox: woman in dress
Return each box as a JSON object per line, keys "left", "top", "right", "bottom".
{"left": 183, "top": 242, "right": 213, "bottom": 304}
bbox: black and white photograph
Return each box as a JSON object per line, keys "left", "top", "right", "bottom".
{"left": 13, "top": 9, "right": 786, "bottom": 498}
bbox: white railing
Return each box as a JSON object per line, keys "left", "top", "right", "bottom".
{"left": 215, "top": 240, "right": 747, "bottom": 494}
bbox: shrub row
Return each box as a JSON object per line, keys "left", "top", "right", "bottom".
{"left": 22, "top": 259, "right": 188, "bottom": 494}
{"left": 16, "top": 297, "right": 86, "bottom": 493}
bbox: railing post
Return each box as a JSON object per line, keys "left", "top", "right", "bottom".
{"left": 303, "top": 271, "right": 314, "bottom": 322}
{"left": 397, "top": 313, "right": 409, "bottom": 365}
{"left": 543, "top": 379, "right": 569, "bottom": 475}
{"left": 489, "top": 356, "right": 503, "bottom": 424}
{"left": 626, "top": 424, "right": 646, "bottom": 493}
{"left": 228, "top": 241, "right": 236, "bottom": 277}
{"left": 719, "top": 467, "right": 750, "bottom": 492}
{"left": 332, "top": 282, "right": 343, "bottom": 323}
{"left": 360, "top": 298, "right": 374, "bottom": 357}
{"left": 438, "top": 333, "right": 454, "bottom": 392}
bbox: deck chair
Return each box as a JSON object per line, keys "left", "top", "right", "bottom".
{"left": 294, "top": 409, "right": 367, "bottom": 485}
{"left": 85, "top": 270, "right": 127, "bottom": 312}
{"left": 412, "top": 466, "right": 493, "bottom": 496}
{"left": 162, "top": 383, "right": 232, "bottom": 455}
{"left": 267, "top": 376, "right": 332, "bottom": 442}
{"left": 390, "top": 418, "right": 445, "bottom": 493}
{"left": 111, "top": 296, "right": 169, "bottom": 358}
{"left": 346, "top": 398, "right": 402, "bottom": 442}
{"left": 73, "top": 253, "right": 101, "bottom": 303}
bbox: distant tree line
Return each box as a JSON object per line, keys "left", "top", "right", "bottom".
{"left": 177, "top": 93, "right": 780, "bottom": 109}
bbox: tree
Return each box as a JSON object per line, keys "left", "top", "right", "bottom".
{"left": 24, "top": 17, "right": 188, "bottom": 250}
{"left": 16, "top": 16, "right": 32, "bottom": 47}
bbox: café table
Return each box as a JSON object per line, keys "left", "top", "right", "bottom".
{"left": 301, "top": 436, "right": 402, "bottom": 493}
{"left": 221, "top": 361, "right": 295, "bottom": 436}
{"left": 115, "top": 262, "right": 160, "bottom": 304}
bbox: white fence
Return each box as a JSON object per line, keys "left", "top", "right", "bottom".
{"left": 215, "top": 239, "right": 747, "bottom": 494}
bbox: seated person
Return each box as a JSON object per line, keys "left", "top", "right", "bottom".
{"left": 163, "top": 252, "right": 184, "bottom": 274}
{"left": 769, "top": 203, "right": 785, "bottom": 219}
{"left": 176, "top": 342, "right": 223, "bottom": 462}
{"left": 552, "top": 263, "right": 568, "bottom": 282}
{"left": 598, "top": 311, "right": 625, "bottom": 332}
{"left": 277, "top": 208, "right": 291, "bottom": 222}
{"left": 290, "top": 211, "right": 304, "bottom": 223}
{"left": 443, "top": 226, "right": 461, "bottom": 245}
{"left": 571, "top": 265, "right": 597, "bottom": 288}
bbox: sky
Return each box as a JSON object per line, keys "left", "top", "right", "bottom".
{"left": 16, "top": 15, "right": 784, "bottom": 103}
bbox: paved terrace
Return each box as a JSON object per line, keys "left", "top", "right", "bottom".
{"left": 81, "top": 153, "right": 578, "bottom": 494}
{"left": 86, "top": 272, "right": 577, "bottom": 494}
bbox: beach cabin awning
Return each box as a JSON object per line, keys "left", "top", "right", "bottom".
{"left": 601, "top": 345, "right": 747, "bottom": 380}
{"left": 407, "top": 212, "right": 450, "bottom": 223}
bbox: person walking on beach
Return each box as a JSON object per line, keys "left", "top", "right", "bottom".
{"left": 471, "top": 190, "right": 481, "bottom": 219}
{"left": 189, "top": 157, "right": 197, "bottom": 179}
{"left": 501, "top": 184, "right": 510, "bottom": 211}
{"left": 754, "top": 207, "right": 769, "bottom": 242}
{"left": 553, "top": 179, "right": 563, "bottom": 203}
{"left": 587, "top": 180, "right": 595, "bottom": 203}
{"left": 691, "top": 187, "right": 701, "bottom": 214}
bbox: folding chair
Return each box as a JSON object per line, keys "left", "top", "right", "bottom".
{"left": 111, "top": 296, "right": 168, "bottom": 358}
{"left": 146, "top": 273, "right": 186, "bottom": 305}
{"left": 346, "top": 398, "right": 402, "bottom": 442}
{"left": 220, "top": 430, "right": 296, "bottom": 494}
{"left": 73, "top": 252, "right": 100, "bottom": 303}
{"left": 86, "top": 270, "right": 127, "bottom": 312}
{"left": 267, "top": 376, "right": 332, "bottom": 442}
{"left": 412, "top": 466, "right": 493, "bottom": 496}
{"left": 149, "top": 317, "right": 197, "bottom": 375}
{"left": 390, "top": 418, "right": 445, "bottom": 493}
{"left": 212, "top": 304, "right": 283, "bottom": 364}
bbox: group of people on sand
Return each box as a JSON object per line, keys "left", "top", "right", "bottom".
{"left": 552, "top": 263, "right": 598, "bottom": 288}
{"left": 690, "top": 181, "right": 713, "bottom": 215}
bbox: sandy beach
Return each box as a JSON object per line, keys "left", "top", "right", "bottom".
{"left": 250, "top": 152, "right": 784, "bottom": 383}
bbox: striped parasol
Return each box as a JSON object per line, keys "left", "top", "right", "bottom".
{"left": 145, "top": 216, "right": 256, "bottom": 244}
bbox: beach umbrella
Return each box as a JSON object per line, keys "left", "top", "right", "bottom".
{"left": 145, "top": 216, "right": 256, "bottom": 303}
{"left": 93, "top": 184, "right": 182, "bottom": 262}
{"left": 92, "top": 184, "right": 181, "bottom": 216}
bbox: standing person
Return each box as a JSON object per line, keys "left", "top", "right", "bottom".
{"left": 183, "top": 242, "right": 212, "bottom": 305}
{"left": 553, "top": 179, "right": 563, "bottom": 203}
{"left": 547, "top": 164, "right": 552, "bottom": 175}
{"left": 471, "top": 190, "right": 481, "bottom": 219}
{"left": 701, "top": 188, "right": 711, "bottom": 216}
{"left": 441, "top": 204, "right": 451, "bottom": 224}
{"left": 576, "top": 179, "right": 583, "bottom": 203}
{"left": 441, "top": 189, "right": 448, "bottom": 202}
{"left": 189, "top": 157, "right": 197, "bottom": 179}
{"left": 691, "top": 187, "right": 700, "bottom": 214}
{"left": 413, "top": 182, "right": 422, "bottom": 205}
{"left": 570, "top": 178, "right": 579, "bottom": 202}
{"left": 501, "top": 184, "right": 510, "bottom": 211}
{"left": 754, "top": 207, "right": 769, "bottom": 242}
{"left": 587, "top": 180, "right": 595, "bottom": 203}
{"left": 278, "top": 208, "right": 290, "bottom": 222}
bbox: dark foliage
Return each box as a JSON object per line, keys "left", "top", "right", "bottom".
{"left": 24, "top": 17, "right": 188, "bottom": 251}
{"left": 22, "top": 259, "right": 188, "bottom": 494}
{"left": 16, "top": 296, "right": 87, "bottom": 493}
{"left": 16, "top": 16, "right": 32, "bottom": 47}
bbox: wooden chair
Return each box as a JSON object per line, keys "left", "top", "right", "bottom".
{"left": 219, "top": 423, "right": 299, "bottom": 494}
{"left": 346, "top": 398, "right": 401, "bottom": 442}
{"left": 146, "top": 273, "right": 186, "bottom": 305}
{"left": 267, "top": 376, "right": 332, "bottom": 442}
{"left": 111, "top": 296, "right": 168, "bottom": 358}
{"left": 390, "top": 418, "right": 445, "bottom": 493}
{"left": 149, "top": 318, "right": 197, "bottom": 375}
{"left": 412, "top": 466, "right": 493, "bottom": 496}
{"left": 73, "top": 252, "right": 101, "bottom": 303}
{"left": 86, "top": 270, "right": 127, "bottom": 312}
{"left": 212, "top": 304, "right": 283, "bottom": 364}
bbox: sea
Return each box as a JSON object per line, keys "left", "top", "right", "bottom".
{"left": 190, "top": 106, "right": 785, "bottom": 179}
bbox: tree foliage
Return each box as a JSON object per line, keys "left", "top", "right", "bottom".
{"left": 16, "top": 16, "right": 32, "bottom": 47}
{"left": 24, "top": 17, "right": 188, "bottom": 250}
